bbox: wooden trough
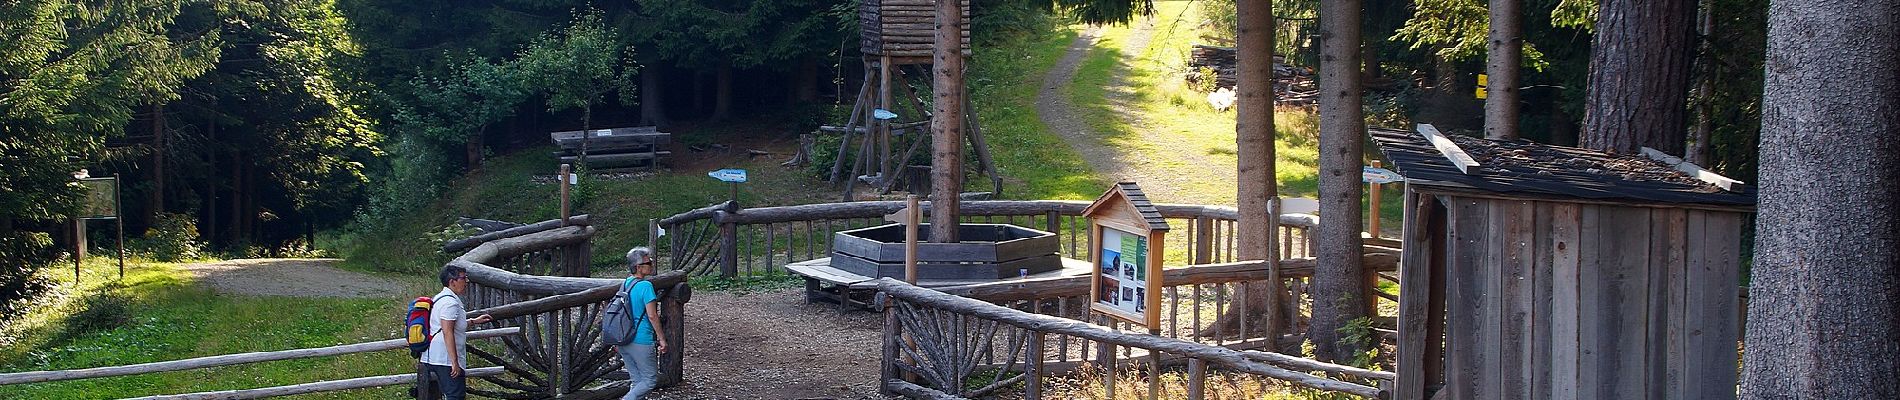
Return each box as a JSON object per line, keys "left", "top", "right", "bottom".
{"left": 831, "top": 223, "right": 1061, "bottom": 280}
{"left": 1374, "top": 126, "right": 1756, "bottom": 400}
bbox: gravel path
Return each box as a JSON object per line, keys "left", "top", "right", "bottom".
{"left": 174, "top": 258, "right": 412, "bottom": 298}
{"left": 649, "top": 288, "right": 884, "bottom": 400}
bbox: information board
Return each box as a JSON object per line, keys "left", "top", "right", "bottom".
{"left": 1094, "top": 227, "right": 1150, "bottom": 320}
{"left": 79, "top": 177, "right": 118, "bottom": 219}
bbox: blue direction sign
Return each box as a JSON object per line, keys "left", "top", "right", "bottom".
{"left": 873, "top": 109, "right": 898, "bottom": 120}
{"left": 1362, "top": 166, "right": 1404, "bottom": 184}
{"left": 708, "top": 168, "right": 748, "bottom": 183}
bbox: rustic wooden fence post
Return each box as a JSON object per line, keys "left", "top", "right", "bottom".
{"left": 1026, "top": 331, "right": 1045, "bottom": 400}
{"left": 1186, "top": 358, "right": 1206, "bottom": 400}
{"left": 660, "top": 282, "right": 689, "bottom": 386}
{"left": 879, "top": 293, "right": 899, "bottom": 396}
{"left": 717, "top": 210, "right": 738, "bottom": 278}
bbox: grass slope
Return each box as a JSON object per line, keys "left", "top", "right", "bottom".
{"left": 0, "top": 259, "right": 428, "bottom": 399}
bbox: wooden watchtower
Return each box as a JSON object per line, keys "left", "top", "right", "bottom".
{"left": 1372, "top": 126, "right": 1755, "bottom": 400}
{"left": 828, "top": 0, "right": 1000, "bottom": 199}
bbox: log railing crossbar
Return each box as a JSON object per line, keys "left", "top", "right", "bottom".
{"left": 876, "top": 278, "right": 1390, "bottom": 399}
{"left": 657, "top": 200, "right": 1320, "bottom": 278}
{"left": 1, "top": 218, "right": 681, "bottom": 400}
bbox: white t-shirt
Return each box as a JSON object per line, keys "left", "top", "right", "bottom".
{"left": 420, "top": 288, "right": 466, "bottom": 367}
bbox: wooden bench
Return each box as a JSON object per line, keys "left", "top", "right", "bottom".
{"left": 549, "top": 126, "right": 671, "bottom": 169}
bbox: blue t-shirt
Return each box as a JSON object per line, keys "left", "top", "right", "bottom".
{"left": 625, "top": 279, "right": 659, "bottom": 345}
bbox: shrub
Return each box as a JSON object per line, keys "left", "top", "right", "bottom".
{"left": 0, "top": 231, "right": 55, "bottom": 323}
{"left": 136, "top": 212, "right": 203, "bottom": 262}
{"left": 66, "top": 291, "right": 133, "bottom": 335}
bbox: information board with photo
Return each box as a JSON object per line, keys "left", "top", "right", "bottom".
{"left": 1095, "top": 227, "right": 1149, "bottom": 319}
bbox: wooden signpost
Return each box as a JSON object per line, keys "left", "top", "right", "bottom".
{"left": 1085, "top": 182, "right": 1170, "bottom": 328}
{"left": 882, "top": 195, "right": 922, "bottom": 284}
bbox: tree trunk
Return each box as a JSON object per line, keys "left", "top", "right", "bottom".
{"left": 466, "top": 126, "right": 484, "bottom": 170}
{"left": 640, "top": 63, "right": 671, "bottom": 127}
{"left": 1484, "top": 0, "right": 1523, "bottom": 140}
{"left": 712, "top": 62, "right": 734, "bottom": 121}
{"left": 579, "top": 106, "right": 592, "bottom": 170}
{"left": 796, "top": 58, "right": 820, "bottom": 103}
{"left": 1686, "top": 0, "right": 1716, "bottom": 165}
{"left": 929, "top": 0, "right": 966, "bottom": 243}
{"left": 1419, "top": 49, "right": 1478, "bottom": 131}
{"left": 1579, "top": 0, "right": 1695, "bottom": 154}
{"left": 1313, "top": 0, "right": 1368, "bottom": 363}
{"left": 1742, "top": 0, "right": 1900, "bottom": 398}
{"left": 149, "top": 104, "right": 166, "bottom": 230}
{"left": 1220, "top": 0, "right": 1282, "bottom": 351}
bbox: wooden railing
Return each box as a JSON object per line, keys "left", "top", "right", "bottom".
{"left": 928, "top": 249, "right": 1401, "bottom": 362}
{"left": 656, "top": 200, "right": 1320, "bottom": 278}
{"left": 0, "top": 329, "right": 518, "bottom": 390}
{"left": 452, "top": 222, "right": 692, "bottom": 399}
{"left": 0, "top": 217, "right": 690, "bottom": 400}
{"left": 875, "top": 278, "right": 1392, "bottom": 399}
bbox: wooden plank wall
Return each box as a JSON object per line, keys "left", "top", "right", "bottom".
{"left": 1397, "top": 193, "right": 1744, "bottom": 400}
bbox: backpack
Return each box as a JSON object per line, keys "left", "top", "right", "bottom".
{"left": 405, "top": 293, "right": 455, "bottom": 358}
{"left": 600, "top": 277, "right": 647, "bottom": 346}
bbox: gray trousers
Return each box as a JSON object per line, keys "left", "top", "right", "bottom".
{"left": 618, "top": 344, "right": 658, "bottom": 399}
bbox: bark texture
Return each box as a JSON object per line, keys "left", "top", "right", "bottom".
{"left": 640, "top": 64, "right": 670, "bottom": 126}
{"left": 1232, "top": 0, "right": 1283, "bottom": 352}
{"left": 929, "top": 0, "right": 965, "bottom": 243}
{"left": 1313, "top": 0, "right": 1367, "bottom": 362}
{"left": 1742, "top": 0, "right": 1900, "bottom": 397}
{"left": 1483, "top": 0, "right": 1522, "bottom": 140}
{"left": 1579, "top": 0, "right": 1695, "bottom": 154}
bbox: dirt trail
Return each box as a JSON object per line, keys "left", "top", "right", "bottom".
{"left": 650, "top": 289, "right": 884, "bottom": 400}
{"left": 1034, "top": 16, "right": 1228, "bottom": 204}
{"left": 174, "top": 258, "right": 413, "bottom": 298}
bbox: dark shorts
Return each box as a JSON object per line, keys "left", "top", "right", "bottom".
{"left": 418, "top": 363, "right": 466, "bottom": 400}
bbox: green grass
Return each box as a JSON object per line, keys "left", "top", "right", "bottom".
{"left": 325, "top": 119, "right": 843, "bottom": 276}
{"left": 970, "top": 29, "right": 1113, "bottom": 201}
{"left": 1053, "top": 2, "right": 1406, "bottom": 233}
{"left": 0, "top": 259, "right": 429, "bottom": 399}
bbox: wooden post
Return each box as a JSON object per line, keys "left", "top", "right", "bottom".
{"left": 559, "top": 164, "right": 572, "bottom": 225}
{"left": 1263, "top": 198, "right": 1284, "bottom": 351}
{"left": 72, "top": 218, "right": 84, "bottom": 283}
{"left": 1097, "top": 314, "right": 1115, "bottom": 399}
{"left": 879, "top": 56, "right": 893, "bottom": 175}
{"left": 1370, "top": 160, "right": 1384, "bottom": 238}
{"left": 881, "top": 293, "right": 898, "bottom": 395}
{"left": 114, "top": 173, "right": 124, "bottom": 280}
{"left": 1186, "top": 358, "right": 1206, "bottom": 400}
{"left": 929, "top": 0, "right": 966, "bottom": 243}
{"left": 648, "top": 218, "right": 661, "bottom": 249}
{"left": 1027, "top": 331, "right": 1045, "bottom": 400}
{"left": 1146, "top": 328, "right": 1160, "bottom": 400}
{"left": 905, "top": 195, "right": 921, "bottom": 284}
{"left": 661, "top": 283, "right": 688, "bottom": 386}
{"left": 718, "top": 215, "right": 738, "bottom": 278}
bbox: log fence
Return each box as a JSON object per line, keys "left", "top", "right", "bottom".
{"left": 656, "top": 200, "right": 1320, "bottom": 278}
{"left": 0, "top": 217, "right": 689, "bottom": 400}
{"left": 875, "top": 278, "right": 1391, "bottom": 399}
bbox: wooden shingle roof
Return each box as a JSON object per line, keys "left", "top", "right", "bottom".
{"left": 1084, "top": 182, "right": 1171, "bottom": 231}
{"left": 1369, "top": 128, "right": 1756, "bottom": 207}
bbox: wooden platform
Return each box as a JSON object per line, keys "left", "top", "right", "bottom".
{"left": 786, "top": 257, "right": 1093, "bottom": 312}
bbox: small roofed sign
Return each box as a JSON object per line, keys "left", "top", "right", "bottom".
{"left": 708, "top": 168, "right": 748, "bottom": 183}
{"left": 1363, "top": 166, "right": 1403, "bottom": 184}
{"left": 1085, "top": 182, "right": 1170, "bottom": 328}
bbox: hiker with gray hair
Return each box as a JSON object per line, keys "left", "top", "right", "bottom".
{"left": 595, "top": 247, "right": 667, "bottom": 399}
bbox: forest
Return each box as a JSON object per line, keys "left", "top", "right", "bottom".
{"left": 1, "top": 0, "right": 1769, "bottom": 346}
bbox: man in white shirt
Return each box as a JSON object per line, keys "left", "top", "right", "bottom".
{"left": 420, "top": 264, "right": 492, "bottom": 400}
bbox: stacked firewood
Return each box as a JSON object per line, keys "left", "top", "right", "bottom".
{"left": 1186, "top": 45, "right": 1319, "bottom": 105}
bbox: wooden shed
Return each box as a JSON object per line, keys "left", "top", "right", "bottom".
{"left": 859, "top": 0, "right": 971, "bottom": 59}
{"left": 1372, "top": 126, "right": 1756, "bottom": 400}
